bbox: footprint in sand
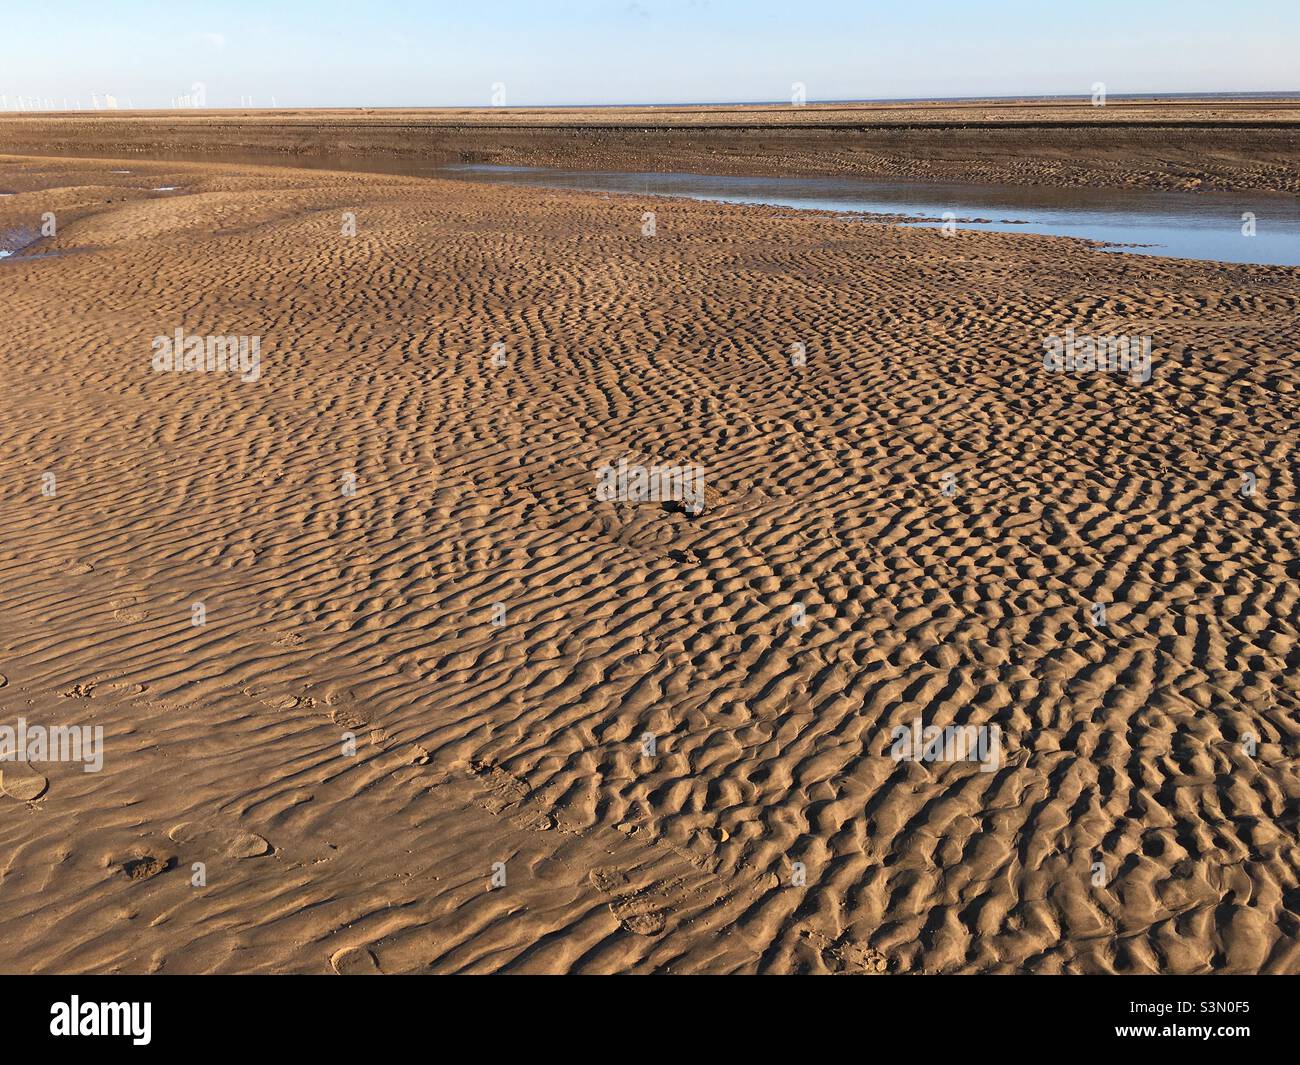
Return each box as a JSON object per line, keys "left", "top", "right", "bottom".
{"left": 589, "top": 867, "right": 630, "bottom": 894}
{"left": 330, "top": 947, "right": 381, "bottom": 975}
{"left": 0, "top": 766, "right": 49, "bottom": 801}
{"left": 799, "top": 928, "right": 890, "bottom": 974}
{"left": 121, "top": 853, "right": 176, "bottom": 881}
{"left": 329, "top": 705, "right": 371, "bottom": 730}
{"left": 304, "top": 683, "right": 367, "bottom": 720}
{"left": 167, "top": 820, "right": 272, "bottom": 859}
{"left": 109, "top": 595, "right": 146, "bottom": 621}
{"left": 509, "top": 810, "right": 555, "bottom": 832}
{"left": 588, "top": 867, "right": 667, "bottom": 936}
{"left": 60, "top": 682, "right": 97, "bottom": 699}
{"left": 105, "top": 682, "right": 147, "bottom": 696}
{"left": 610, "top": 902, "right": 666, "bottom": 936}
{"left": 246, "top": 683, "right": 367, "bottom": 727}
{"left": 242, "top": 684, "right": 308, "bottom": 712}
{"left": 462, "top": 759, "right": 530, "bottom": 815}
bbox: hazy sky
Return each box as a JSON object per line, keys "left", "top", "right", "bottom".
{"left": 4, "top": 0, "right": 1297, "bottom": 109}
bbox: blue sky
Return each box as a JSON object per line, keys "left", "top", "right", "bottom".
{"left": 4, "top": 0, "right": 1297, "bottom": 109}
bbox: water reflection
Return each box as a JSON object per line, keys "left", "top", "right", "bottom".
{"left": 442, "top": 164, "right": 1300, "bottom": 267}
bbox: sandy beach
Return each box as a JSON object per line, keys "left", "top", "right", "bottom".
{"left": 0, "top": 112, "right": 1296, "bottom": 974}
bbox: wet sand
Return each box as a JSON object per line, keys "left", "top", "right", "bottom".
{"left": 0, "top": 144, "right": 1296, "bottom": 974}
{"left": 2, "top": 97, "right": 1298, "bottom": 194}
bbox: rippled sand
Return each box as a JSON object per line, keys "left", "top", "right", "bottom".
{"left": 0, "top": 153, "right": 1296, "bottom": 973}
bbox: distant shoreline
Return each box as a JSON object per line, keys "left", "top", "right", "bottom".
{"left": 4, "top": 98, "right": 1298, "bottom": 196}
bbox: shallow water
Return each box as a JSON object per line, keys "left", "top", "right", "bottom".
{"left": 4, "top": 150, "right": 1299, "bottom": 266}
{"left": 439, "top": 164, "right": 1300, "bottom": 267}
{"left": 0, "top": 226, "right": 39, "bottom": 259}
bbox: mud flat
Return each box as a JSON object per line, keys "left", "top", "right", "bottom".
{"left": 2, "top": 97, "right": 1299, "bottom": 194}
{"left": 0, "top": 149, "right": 1296, "bottom": 974}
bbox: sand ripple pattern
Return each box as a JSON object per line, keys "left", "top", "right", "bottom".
{"left": 0, "top": 156, "right": 1296, "bottom": 973}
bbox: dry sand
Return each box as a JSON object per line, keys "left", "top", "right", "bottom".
{"left": 0, "top": 143, "right": 1296, "bottom": 974}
